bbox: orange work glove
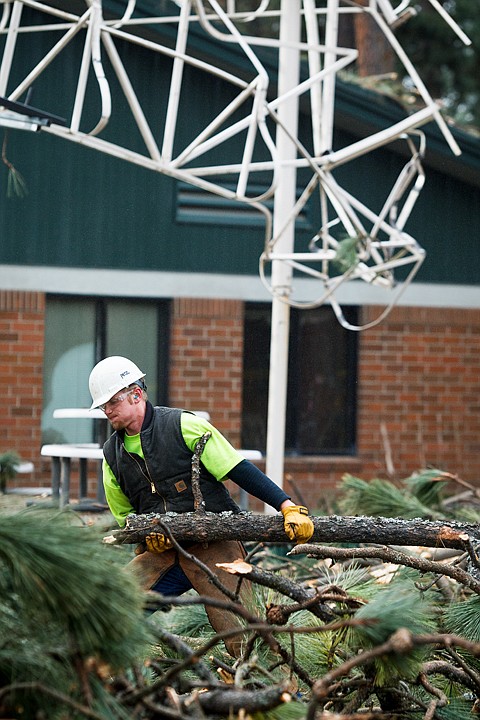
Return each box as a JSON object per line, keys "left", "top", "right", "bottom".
{"left": 281, "top": 505, "right": 314, "bottom": 544}
{"left": 145, "top": 532, "right": 174, "bottom": 554}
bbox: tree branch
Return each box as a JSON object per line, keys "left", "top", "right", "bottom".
{"left": 191, "top": 431, "right": 210, "bottom": 513}
{"left": 105, "top": 512, "right": 480, "bottom": 550}
{"left": 288, "top": 543, "right": 480, "bottom": 594}
{"left": 307, "top": 630, "right": 480, "bottom": 719}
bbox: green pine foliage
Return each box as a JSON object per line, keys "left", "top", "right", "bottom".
{"left": 0, "top": 450, "right": 21, "bottom": 493}
{"left": 354, "top": 583, "right": 436, "bottom": 646}
{"left": 278, "top": 610, "right": 343, "bottom": 678}
{"left": 351, "top": 582, "right": 436, "bottom": 685}
{"left": 0, "top": 507, "right": 153, "bottom": 718}
{"left": 337, "top": 468, "right": 480, "bottom": 523}
{"left": 436, "top": 698, "right": 479, "bottom": 720}
{"left": 451, "top": 505, "right": 480, "bottom": 523}
{"left": 395, "top": 0, "right": 480, "bottom": 130}
{"left": 254, "top": 700, "right": 311, "bottom": 720}
{"left": 254, "top": 565, "right": 377, "bottom": 680}
{"left": 150, "top": 599, "right": 223, "bottom": 665}
{"left": 403, "top": 468, "right": 450, "bottom": 508}
{"left": 156, "top": 596, "right": 211, "bottom": 639}
{"left": 3, "top": 467, "right": 480, "bottom": 717}
{"left": 313, "top": 560, "right": 376, "bottom": 602}
{"left": 338, "top": 474, "right": 443, "bottom": 519}
{"left": 444, "top": 595, "right": 480, "bottom": 643}
{"left": 6, "top": 165, "right": 28, "bottom": 199}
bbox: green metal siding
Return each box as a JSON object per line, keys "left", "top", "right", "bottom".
{"left": 1, "top": 6, "right": 479, "bottom": 284}
{"left": 409, "top": 167, "right": 480, "bottom": 284}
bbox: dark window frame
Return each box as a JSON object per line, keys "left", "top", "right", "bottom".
{"left": 42, "top": 294, "right": 171, "bottom": 446}
{"left": 241, "top": 302, "right": 358, "bottom": 456}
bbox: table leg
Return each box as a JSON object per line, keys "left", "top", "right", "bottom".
{"left": 96, "top": 461, "right": 106, "bottom": 504}
{"left": 61, "top": 457, "right": 71, "bottom": 507}
{"left": 79, "top": 458, "right": 88, "bottom": 499}
{"left": 51, "top": 457, "right": 61, "bottom": 503}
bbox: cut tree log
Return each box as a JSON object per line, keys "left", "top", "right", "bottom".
{"left": 104, "top": 511, "right": 480, "bottom": 550}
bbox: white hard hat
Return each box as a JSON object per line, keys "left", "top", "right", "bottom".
{"left": 89, "top": 356, "right": 146, "bottom": 409}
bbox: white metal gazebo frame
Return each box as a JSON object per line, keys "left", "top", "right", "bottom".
{"left": 0, "top": 0, "right": 471, "bottom": 493}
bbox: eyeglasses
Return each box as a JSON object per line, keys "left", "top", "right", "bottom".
{"left": 99, "top": 389, "right": 134, "bottom": 413}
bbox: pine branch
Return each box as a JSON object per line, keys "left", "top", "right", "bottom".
{"left": 308, "top": 630, "right": 480, "bottom": 716}
{"left": 0, "top": 681, "right": 105, "bottom": 720}
{"left": 338, "top": 474, "right": 443, "bottom": 520}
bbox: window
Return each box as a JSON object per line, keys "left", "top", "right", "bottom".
{"left": 42, "top": 296, "right": 170, "bottom": 445}
{"left": 241, "top": 303, "right": 357, "bottom": 455}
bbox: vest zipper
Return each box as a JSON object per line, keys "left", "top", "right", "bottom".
{"left": 125, "top": 448, "right": 167, "bottom": 512}
{"left": 144, "top": 456, "right": 158, "bottom": 495}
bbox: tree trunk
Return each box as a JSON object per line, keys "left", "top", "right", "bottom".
{"left": 354, "top": 0, "right": 396, "bottom": 77}
{"left": 104, "top": 511, "right": 480, "bottom": 550}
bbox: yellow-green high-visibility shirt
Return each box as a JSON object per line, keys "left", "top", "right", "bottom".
{"left": 103, "top": 412, "right": 243, "bottom": 526}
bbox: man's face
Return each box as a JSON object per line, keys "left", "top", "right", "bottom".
{"left": 101, "top": 388, "right": 135, "bottom": 430}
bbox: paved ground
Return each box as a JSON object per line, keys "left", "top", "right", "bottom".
{"left": 0, "top": 488, "right": 115, "bottom": 528}
{"left": 0, "top": 489, "right": 51, "bottom": 514}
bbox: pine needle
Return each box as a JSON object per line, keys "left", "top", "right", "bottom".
{"left": 355, "top": 584, "right": 436, "bottom": 645}
{"left": 338, "top": 474, "right": 444, "bottom": 519}
{"left": 6, "top": 165, "right": 28, "bottom": 198}
{"left": 452, "top": 506, "right": 480, "bottom": 523}
{"left": 0, "top": 450, "right": 21, "bottom": 491}
{"left": 443, "top": 595, "right": 480, "bottom": 643}
{"left": 403, "top": 468, "right": 450, "bottom": 508}
{"left": 2, "top": 130, "right": 28, "bottom": 198}
{"left": 0, "top": 508, "right": 152, "bottom": 665}
{"left": 256, "top": 699, "right": 309, "bottom": 720}
{"left": 351, "top": 583, "right": 436, "bottom": 684}
{"left": 159, "top": 596, "right": 210, "bottom": 638}
{"left": 435, "top": 697, "right": 477, "bottom": 720}
{"left": 0, "top": 507, "right": 155, "bottom": 719}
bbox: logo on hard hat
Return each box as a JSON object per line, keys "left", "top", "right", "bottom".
{"left": 120, "top": 370, "right": 131, "bottom": 379}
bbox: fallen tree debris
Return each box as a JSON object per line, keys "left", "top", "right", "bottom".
{"left": 288, "top": 543, "right": 480, "bottom": 594}
{"left": 104, "top": 510, "right": 480, "bottom": 550}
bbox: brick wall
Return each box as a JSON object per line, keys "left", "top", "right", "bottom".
{"left": 169, "top": 297, "right": 244, "bottom": 446}
{"left": 0, "top": 291, "right": 44, "bottom": 463}
{"left": 3, "top": 292, "right": 480, "bottom": 513}
{"left": 234, "top": 305, "right": 480, "bottom": 513}
{"left": 356, "top": 305, "right": 480, "bottom": 482}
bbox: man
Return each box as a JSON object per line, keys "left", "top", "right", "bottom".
{"left": 89, "top": 355, "right": 314, "bottom": 655}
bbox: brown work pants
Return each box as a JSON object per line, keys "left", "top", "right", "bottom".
{"left": 128, "top": 540, "right": 251, "bottom": 657}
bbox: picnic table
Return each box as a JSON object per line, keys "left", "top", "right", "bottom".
{"left": 41, "top": 408, "right": 106, "bottom": 508}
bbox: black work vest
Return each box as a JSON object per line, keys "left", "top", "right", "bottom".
{"left": 103, "top": 405, "right": 240, "bottom": 515}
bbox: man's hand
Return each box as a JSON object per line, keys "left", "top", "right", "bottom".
{"left": 281, "top": 505, "right": 314, "bottom": 544}
{"left": 145, "top": 532, "right": 173, "bottom": 554}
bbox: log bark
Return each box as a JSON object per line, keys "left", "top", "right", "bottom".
{"left": 191, "top": 431, "right": 210, "bottom": 512}
{"left": 104, "top": 511, "right": 480, "bottom": 550}
{"left": 193, "top": 685, "right": 291, "bottom": 714}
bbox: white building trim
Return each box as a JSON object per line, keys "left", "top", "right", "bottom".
{"left": 0, "top": 264, "right": 479, "bottom": 309}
